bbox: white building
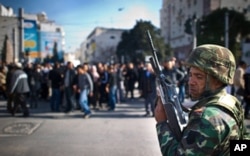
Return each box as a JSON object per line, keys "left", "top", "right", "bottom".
{"left": 80, "top": 27, "right": 126, "bottom": 64}
{"left": 160, "top": 0, "right": 250, "bottom": 60}
{"left": 0, "top": 4, "right": 14, "bottom": 16}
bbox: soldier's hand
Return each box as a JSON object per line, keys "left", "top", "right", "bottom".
{"left": 105, "top": 87, "right": 109, "bottom": 93}
{"left": 154, "top": 96, "right": 167, "bottom": 123}
{"left": 89, "top": 92, "right": 93, "bottom": 97}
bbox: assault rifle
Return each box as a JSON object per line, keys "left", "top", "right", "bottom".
{"left": 146, "top": 30, "right": 187, "bottom": 141}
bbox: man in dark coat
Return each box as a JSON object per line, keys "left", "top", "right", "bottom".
{"left": 6, "top": 63, "right": 15, "bottom": 113}
{"left": 141, "top": 63, "right": 156, "bottom": 117}
{"left": 48, "top": 62, "right": 63, "bottom": 112}
{"left": 63, "top": 61, "right": 76, "bottom": 113}
{"left": 124, "top": 62, "right": 137, "bottom": 100}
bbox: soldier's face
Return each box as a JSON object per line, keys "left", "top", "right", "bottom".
{"left": 188, "top": 67, "right": 206, "bottom": 100}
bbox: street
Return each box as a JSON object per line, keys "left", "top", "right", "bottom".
{"left": 0, "top": 94, "right": 250, "bottom": 156}
{"left": 0, "top": 97, "right": 162, "bottom": 156}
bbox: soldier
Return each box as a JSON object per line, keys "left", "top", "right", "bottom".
{"left": 154, "top": 44, "right": 249, "bottom": 155}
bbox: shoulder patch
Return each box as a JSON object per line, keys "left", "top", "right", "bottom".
{"left": 218, "top": 94, "right": 236, "bottom": 108}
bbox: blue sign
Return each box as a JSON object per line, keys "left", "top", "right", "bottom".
{"left": 24, "top": 20, "right": 38, "bottom": 57}
{"left": 40, "top": 31, "right": 63, "bottom": 59}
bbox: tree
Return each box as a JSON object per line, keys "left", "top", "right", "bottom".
{"left": 52, "top": 41, "right": 59, "bottom": 63}
{"left": 184, "top": 18, "right": 193, "bottom": 35}
{"left": 43, "top": 54, "right": 52, "bottom": 63}
{"left": 196, "top": 8, "right": 250, "bottom": 60}
{"left": 1, "top": 34, "right": 14, "bottom": 64}
{"left": 1, "top": 35, "right": 8, "bottom": 63}
{"left": 116, "top": 20, "right": 171, "bottom": 64}
{"left": 60, "top": 50, "right": 65, "bottom": 63}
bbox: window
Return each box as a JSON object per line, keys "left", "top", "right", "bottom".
{"left": 187, "top": 0, "right": 191, "bottom": 8}
{"left": 193, "top": 0, "right": 197, "bottom": 5}
{"left": 177, "top": 9, "right": 184, "bottom": 26}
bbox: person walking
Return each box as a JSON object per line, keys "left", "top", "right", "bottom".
{"left": 9, "top": 62, "right": 30, "bottom": 117}
{"left": 89, "top": 65, "right": 100, "bottom": 110}
{"left": 154, "top": 44, "right": 249, "bottom": 155}
{"left": 106, "top": 65, "right": 118, "bottom": 111}
{"left": 73, "top": 64, "right": 93, "bottom": 118}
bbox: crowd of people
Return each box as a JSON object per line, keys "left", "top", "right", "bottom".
{"left": 0, "top": 59, "right": 187, "bottom": 118}
{"left": 0, "top": 54, "right": 249, "bottom": 120}
{"left": 232, "top": 60, "right": 250, "bottom": 119}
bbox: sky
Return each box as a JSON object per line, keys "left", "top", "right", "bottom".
{"left": 0, "top": 0, "right": 162, "bottom": 52}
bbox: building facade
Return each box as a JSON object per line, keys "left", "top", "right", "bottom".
{"left": 160, "top": 0, "right": 250, "bottom": 60}
{"left": 0, "top": 5, "right": 18, "bottom": 63}
{"left": 80, "top": 27, "right": 125, "bottom": 64}
{"left": 0, "top": 4, "right": 65, "bottom": 63}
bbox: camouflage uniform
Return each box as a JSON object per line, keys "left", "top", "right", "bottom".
{"left": 156, "top": 45, "right": 248, "bottom": 156}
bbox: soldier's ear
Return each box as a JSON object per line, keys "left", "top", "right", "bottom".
{"left": 209, "top": 75, "right": 224, "bottom": 90}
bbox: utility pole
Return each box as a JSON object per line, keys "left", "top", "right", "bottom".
{"left": 193, "top": 18, "right": 197, "bottom": 49}
{"left": 18, "top": 8, "right": 24, "bottom": 62}
{"left": 225, "top": 12, "right": 229, "bottom": 48}
{"left": 12, "top": 28, "right": 15, "bottom": 63}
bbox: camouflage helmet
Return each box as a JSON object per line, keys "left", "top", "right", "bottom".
{"left": 185, "top": 44, "right": 236, "bottom": 84}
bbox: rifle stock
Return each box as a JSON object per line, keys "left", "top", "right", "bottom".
{"left": 146, "top": 30, "right": 187, "bottom": 141}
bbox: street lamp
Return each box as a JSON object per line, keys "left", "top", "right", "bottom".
{"left": 225, "top": 11, "right": 229, "bottom": 49}
{"left": 18, "top": 8, "right": 24, "bottom": 63}
{"left": 193, "top": 18, "right": 197, "bottom": 49}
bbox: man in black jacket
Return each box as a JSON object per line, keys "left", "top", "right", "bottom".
{"left": 10, "top": 62, "right": 30, "bottom": 117}
{"left": 63, "top": 61, "right": 76, "bottom": 113}
{"left": 141, "top": 63, "right": 156, "bottom": 117}
{"left": 48, "top": 62, "right": 63, "bottom": 112}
